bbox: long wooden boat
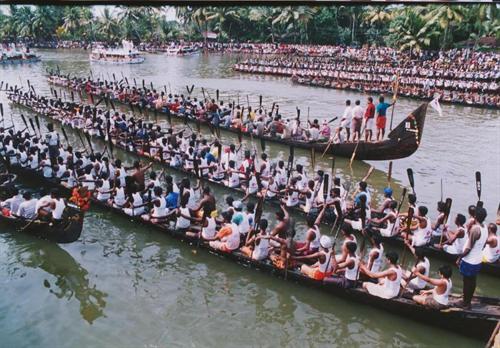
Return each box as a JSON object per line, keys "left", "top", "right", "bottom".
{"left": 8, "top": 96, "right": 500, "bottom": 277}
{"left": 0, "top": 168, "right": 84, "bottom": 243}
{"left": 48, "top": 77, "right": 428, "bottom": 161}
{"left": 233, "top": 66, "right": 500, "bottom": 110}
{"left": 4, "top": 163, "right": 500, "bottom": 341}
{"left": 0, "top": 203, "right": 84, "bottom": 244}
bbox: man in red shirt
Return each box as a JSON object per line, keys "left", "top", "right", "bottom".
{"left": 364, "top": 97, "right": 375, "bottom": 142}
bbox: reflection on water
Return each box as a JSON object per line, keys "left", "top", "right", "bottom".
{"left": 2, "top": 231, "right": 106, "bottom": 324}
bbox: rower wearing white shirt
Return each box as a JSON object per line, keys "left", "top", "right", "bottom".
{"left": 16, "top": 192, "right": 38, "bottom": 220}
{"left": 1, "top": 188, "right": 23, "bottom": 214}
{"left": 412, "top": 265, "right": 453, "bottom": 310}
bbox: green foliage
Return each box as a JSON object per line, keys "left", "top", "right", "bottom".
{"left": 0, "top": 5, "right": 496, "bottom": 51}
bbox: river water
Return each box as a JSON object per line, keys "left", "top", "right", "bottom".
{"left": 0, "top": 49, "right": 498, "bottom": 347}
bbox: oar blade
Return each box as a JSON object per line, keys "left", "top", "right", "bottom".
{"left": 475, "top": 171, "right": 481, "bottom": 203}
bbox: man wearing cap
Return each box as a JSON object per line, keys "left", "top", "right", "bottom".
{"left": 372, "top": 187, "right": 394, "bottom": 217}
{"left": 294, "top": 235, "right": 334, "bottom": 281}
{"left": 232, "top": 200, "right": 250, "bottom": 237}
{"left": 208, "top": 211, "right": 241, "bottom": 252}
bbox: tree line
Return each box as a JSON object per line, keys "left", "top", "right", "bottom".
{"left": 0, "top": 5, "right": 498, "bottom": 51}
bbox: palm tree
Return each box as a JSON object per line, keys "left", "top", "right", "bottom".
{"left": 364, "top": 6, "right": 393, "bottom": 25}
{"left": 390, "top": 9, "right": 439, "bottom": 55}
{"left": 97, "top": 8, "right": 120, "bottom": 43}
{"left": 424, "top": 5, "right": 464, "bottom": 49}
{"left": 206, "top": 7, "right": 241, "bottom": 40}
{"left": 248, "top": 7, "right": 277, "bottom": 42}
{"left": 191, "top": 7, "right": 215, "bottom": 44}
{"left": 32, "top": 7, "right": 56, "bottom": 41}
{"left": 12, "top": 6, "right": 36, "bottom": 40}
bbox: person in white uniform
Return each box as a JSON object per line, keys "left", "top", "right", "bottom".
{"left": 412, "top": 265, "right": 453, "bottom": 310}
{"left": 457, "top": 206, "right": 488, "bottom": 309}
{"left": 361, "top": 251, "right": 403, "bottom": 299}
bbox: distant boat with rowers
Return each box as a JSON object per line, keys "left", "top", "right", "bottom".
{"left": 164, "top": 44, "right": 201, "bottom": 56}
{"left": 1, "top": 45, "right": 41, "bottom": 65}
{"left": 89, "top": 40, "right": 145, "bottom": 64}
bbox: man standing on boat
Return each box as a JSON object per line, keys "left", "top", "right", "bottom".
{"left": 364, "top": 97, "right": 375, "bottom": 142}
{"left": 456, "top": 206, "right": 488, "bottom": 309}
{"left": 46, "top": 123, "right": 60, "bottom": 164}
{"left": 375, "top": 96, "right": 394, "bottom": 141}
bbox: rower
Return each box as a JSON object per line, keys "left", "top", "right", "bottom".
{"left": 403, "top": 206, "right": 431, "bottom": 247}
{"left": 295, "top": 205, "right": 326, "bottom": 256}
{"left": 123, "top": 186, "right": 146, "bottom": 217}
{"left": 15, "top": 192, "right": 38, "bottom": 220}
{"left": 482, "top": 223, "right": 499, "bottom": 264}
{"left": 232, "top": 200, "right": 251, "bottom": 237}
{"left": 175, "top": 195, "right": 195, "bottom": 233}
{"left": 95, "top": 172, "right": 112, "bottom": 202}
{"left": 431, "top": 201, "right": 447, "bottom": 238}
{"left": 457, "top": 206, "right": 488, "bottom": 309}
{"left": 270, "top": 203, "right": 290, "bottom": 243}
{"left": 128, "top": 160, "right": 153, "bottom": 191}
{"left": 401, "top": 247, "right": 430, "bottom": 292}
{"left": 241, "top": 219, "right": 270, "bottom": 261}
{"left": 344, "top": 194, "right": 371, "bottom": 231}
{"left": 437, "top": 214, "right": 467, "bottom": 255}
{"left": 412, "top": 265, "right": 452, "bottom": 310}
{"left": 190, "top": 186, "right": 216, "bottom": 219}
{"left": 35, "top": 191, "right": 53, "bottom": 218}
{"left": 371, "top": 187, "right": 393, "bottom": 217}
{"left": 370, "top": 200, "right": 398, "bottom": 237}
{"left": 50, "top": 189, "right": 66, "bottom": 223}
{"left": 335, "top": 223, "right": 357, "bottom": 263}
{"left": 361, "top": 251, "right": 403, "bottom": 299}
{"left": 208, "top": 211, "right": 241, "bottom": 252}
{"left": 0, "top": 188, "right": 23, "bottom": 215}
{"left": 366, "top": 233, "right": 384, "bottom": 273}
{"left": 324, "top": 241, "right": 359, "bottom": 288}
{"left": 296, "top": 235, "right": 334, "bottom": 281}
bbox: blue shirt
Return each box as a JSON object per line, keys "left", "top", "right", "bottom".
{"left": 376, "top": 102, "right": 390, "bottom": 117}
{"left": 165, "top": 192, "right": 179, "bottom": 209}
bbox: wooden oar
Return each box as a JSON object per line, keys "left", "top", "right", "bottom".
{"left": 60, "top": 125, "right": 70, "bottom": 146}
{"left": 349, "top": 124, "right": 367, "bottom": 166}
{"left": 362, "top": 166, "right": 375, "bottom": 183}
{"left": 28, "top": 118, "right": 38, "bottom": 138}
{"left": 310, "top": 147, "right": 316, "bottom": 171}
{"left": 19, "top": 214, "right": 40, "bottom": 232}
{"left": 387, "top": 161, "right": 393, "bottom": 188}
{"left": 389, "top": 72, "right": 400, "bottom": 131}
{"left": 388, "top": 187, "right": 408, "bottom": 237}
{"left": 439, "top": 198, "right": 453, "bottom": 246}
{"left": 407, "top": 168, "right": 415, "bottom": 196}
{"left": 84, "top": 132, "right": 94, "bottom": 155}
{"left": 400, "top": 206, "right": 414, "bottom": 267}
{"left": 34, "top": 116, "right": 42, "bottom": 136}
{"left": 331, "top": 156, "right": 336, "bottom": 178}
{"left": 475, "top": 171, "right": 482, "bottom": 206}
{"left": 20, "top": 114, "right": 30, "bottom": 134}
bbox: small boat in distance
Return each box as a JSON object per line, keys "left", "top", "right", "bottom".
{"left": 89, "top": 40, "right": 145, "bottom": 64}
{"left": 164, "top": 44, "right": 201, "bottom": 56}
{"left": 1, "top": 44, "right": 41, "bottom": 65}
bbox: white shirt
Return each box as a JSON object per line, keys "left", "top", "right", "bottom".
{"left": 17, "top": 199, "right": 38, "bottom": 219}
